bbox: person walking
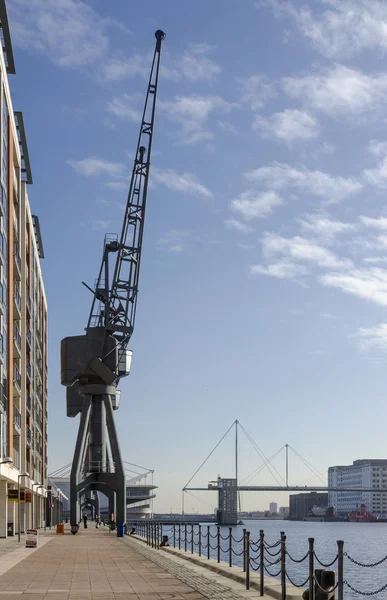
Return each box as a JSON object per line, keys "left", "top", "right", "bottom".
{"left": 83, "top": 514, "right": 88, "bottom": 529}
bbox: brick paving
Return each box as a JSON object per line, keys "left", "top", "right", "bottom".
{"left": 0, "top": 525, "right": 254, "bottom": 599}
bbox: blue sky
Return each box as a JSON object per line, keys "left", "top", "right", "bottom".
{"left": 7, "top": 0, "right": 387, "bottom": 513}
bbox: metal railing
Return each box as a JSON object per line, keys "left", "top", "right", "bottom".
{"left": 13, "top": 405, "right": 21, "bottom": 429}
{"left": 127, "top": 522, "right": 387, "bottom": 598}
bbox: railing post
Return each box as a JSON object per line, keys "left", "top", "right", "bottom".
{"left": 178, "top": 523, "right": 181, "bottom": 550}
{"left": 217, "top": 526, "right": 221, "bottom": 563}
{"left": 280, "top": 531, "right": 286, "bottom": 600}
{"left": 191, "top": 524, "right": 194, "bottom": 554}
{"left": 229, "top": 527, "right": 232, "bottom": 567}
{"left": 308, "top": 538, "right": 315, "bottom": 600}
{"left": 184, "top": 524, "right": 187, "bottom": 552}
{"left": 173, "top": 523, "right": 176, "bottom": 548}
{"left": 158, "top": 522, "right": 161, "bottom": 550}
{"left": 260, "top": 530, "right": 264, "bottom": 596}
{"left": 245, "top": 530, "right": 250, "bottom": 590}
{"left": 199, "top": 524, "right": 202, "bottom": 557}
{"left": 243, "top": 528, "right": 247, "bottom": 572}
{"left": 337, "top": 540, "right": 344, "bottom": 600}
{"left": 207, "top": 525, "right": 210, "bottom": 560}
{"left": 146, "top": 521, "right": 149, "bottom": 545}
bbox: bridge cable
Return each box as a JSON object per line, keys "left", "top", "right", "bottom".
{"left": 238, "top": 422, "right": 287, "bottom": 486}
{"left": 241, "top": 446, "right": 286, "bottom": 485}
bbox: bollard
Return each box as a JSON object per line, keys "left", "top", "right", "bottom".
{"left": 207, "top": 525, "right": 210, "bottom": 560}
{"left": 184, "top": 524, "right": 187, "bottom": 552}
{"left": 308, "top": 538, "right": 315, "bottom": 600}
{"left": 160, "top": 535, "right": 169, "bottom": 547}
{"left": 337, "top": 540, "right": 344, "bottom": 600}
{"left": 217, "top": 526, "right": 221, "bottom": 563}
{"left": 229, "top": 527, "right": 232, "bottom": 567}
{"left": 173, "top": 523, "right": 176, "bottom": 548}
{"left": 199, "top": 524, "right": 202, "bottom": 557}
{"left": 178, "top": 523, "right": 181, "bottom": 550}
{"left": 260, "top": 530, "right": 265, "bottom": 597}
{"left": 191, "top": 524, "right": 194, "bottom": 554}
{"left": 280, "top": 531, "right": 286, "bottom": 600}
{"left": 305, "top": 569, "right": 336, "bottom": 600}
{"left": 243, "top": 528, "right": 247, "bottom": 572}
{"left": 245, "top": 530, "right": 250, "bottom": 590}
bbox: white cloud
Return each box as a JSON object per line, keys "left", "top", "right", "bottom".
{"left": 180, "top": 44, "right": 221, "bottom": 81}
{"left": 265, "top": 0, "right": 387, "bottom": 59}
{"left": 159, "top": 95, "right": 236, "bottom": 145}
{"left": 250, "top": 260, "right": 308, "bottom": 279}
{"left": 238, "top": 75, "right": 276, "bottom": 111}
{"left": 262, "top": 232, "right": 353, "bottom": 269}
{"left": 246, "top": 162, "right": 362, "bottom": 204}
{"left": 360, "top": 215, "right": 387, "bottom": 229}
{"left": 231, "top": 190, "right": 283, "bottom": 220}
{"left": 321, "top": 267, "right": 387, "bottom": 306}
{"left": 159, "top": 229, "right": 190, "bottom": 253}
{"left": 8, "top": 0, "right": 115, "bottom": 68}
{"left": 224, "top": 218, "right": 253, "bottom": 233}
{"left": 299, "top": 214, "right": 356, "bottom": 239}
{"left": 106, "top": 95, "right": 141, "bottom": 122}
{"left": 105, "top": 181, "right": 128, "bottom": 192}
{"left": 364, "top": 156, "right": 387, "bottom": 188}
{"left": 368, "top": 140, "right": 387, "bottom": 157}
{"left": 283, "top": 65, "right": 387, "bottom": 118}
{"left": 254, "top": 109, "right": 320, "bottom": 142}
{"left": 67, "top": 157, "right": 125, "bottom": 178}
{"left": 152, "top": 167, "right": 213, "bottom": 198}
{"left": 100, "top": 55, "right": 148, "bottom": 83}
{"left": 355, "top": 323, "right": 387, "bottom": 352}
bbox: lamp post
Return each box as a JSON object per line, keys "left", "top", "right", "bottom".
{"left": 17, "top": 472, "right": 29, "bottom": 542}
{"left": 31, "top": 483, "right": 40, "bottom": 530}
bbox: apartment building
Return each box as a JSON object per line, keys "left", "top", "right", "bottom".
{"left": 0, "top": 0, "right": 48, "bottom": 537}
{"left": 328, "top": 459, "right": 387, "bottom": 517}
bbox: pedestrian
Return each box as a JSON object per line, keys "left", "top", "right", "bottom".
{"left": 83, "top": 514, "right": 88, "bottom": 529}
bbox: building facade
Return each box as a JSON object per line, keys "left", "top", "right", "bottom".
{"left": 269, "top": 502, "right": 278, "bottom": 514}
{"left": 328, "top": 460, "right": 387, "bottom": 517}
{"left": 0, "top": 0, "right": 48, "bottom": 537}
{"left": 289, "top": 493, "right": 328, "bottom": 520}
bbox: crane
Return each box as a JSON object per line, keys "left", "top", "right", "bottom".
{"left": 60, "top": 30, "right": 165, "bottom": 535}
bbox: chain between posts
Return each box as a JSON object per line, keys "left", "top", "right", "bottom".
{"left": 127, "top": 520, "right": 387, "bottom": 599}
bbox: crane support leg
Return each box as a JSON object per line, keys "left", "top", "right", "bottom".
{"left": 70, "top": 397, "right": 91, "bottom": 533}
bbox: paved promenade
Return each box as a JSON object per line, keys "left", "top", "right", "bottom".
{"left": 0, "top": 526, "right": 256, "bottom": 599}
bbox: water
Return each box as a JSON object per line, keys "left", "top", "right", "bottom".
{"left": 165, "top": 520, "right": 387, "bottom": 599}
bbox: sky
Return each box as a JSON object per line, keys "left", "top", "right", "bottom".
{"left": 6, "top": 0, "right": 387, "bottom": 513}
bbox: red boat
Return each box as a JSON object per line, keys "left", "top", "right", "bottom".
{"left": 348, "top": 504, "right": 378, "bottom": 522}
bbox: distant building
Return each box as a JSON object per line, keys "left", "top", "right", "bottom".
{"left": 209, "top": 477, "right": 238, "bottom": 525}
{"left": 279, "top": 506, "right": 289, "bottom": 518}
{"left": 289, "top": 493, "right": 328, "bottom": 520}
{"left": 269, "top": 502, "right": 278, "bottom": 514}
{"left": 328, "top": 459, "right": 387, "bottom": 517}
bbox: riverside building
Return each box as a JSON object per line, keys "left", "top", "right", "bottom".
{"left": 0, "top": 0, "right": 48, "bottom": 537}
{"left": 328, "top": 459, "right": 387, "bottom": 517}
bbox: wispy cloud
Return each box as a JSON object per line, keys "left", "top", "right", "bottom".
{"left": 224, "top": 218, "right": 254, "bottom": 233}
{"left": 105, "top": 181, "right": 128, "bottom": 192}
{"left": 283, "top": 65, "right": 387, "bottom": 119}
{"left": 246, "top": 162, "right": 362, "bottom": 204}
{"left": 159, "top": 95, "right": 236, "bottom": 145}
{"left": 238, "top": 75, "right": 276, "bottom": 110}
{"left": 67, "top": 157, "right": 125, "bottom": 178}
{"left": 254, "top": 109, "right": 320, "bottom": 142}
{"left": 106, "top": 95, "right": 141, "bottom": 122}
{"left": 360, "top": 215, "right": 387, "bottom": 229}
{"left": 299, "top": 213, "right": 356, "bottom": 240}
{"left": 159, "top": 229, "right": 190, "bottom": 253}
{"left": 230, "top": 190, "right": 283, "bottom": 220}
{"left": 250, "top": 260, "right": 308, "bottom": 279}
{"left": 321, "top": 267, "right": 387, "bottom": 306}
{"left": 265, "top": 0, "right": 387, "bottom": 59}
{"left": 91, "top": 218, "right": 111, "bottom": 230}
{"left": 9, "top": 0, "right": 116, "bottom": 68}
{"left": 152, "top": 167, "right": 213, "bottom": 198}
{"left": 355, "top": 323, "right": 387, "bottom": 352}
{"left": 262, "top": 232, "right": 353, "bottom": 270}
{"left": 364, "top": 154, "right": 387, "bottom": 188}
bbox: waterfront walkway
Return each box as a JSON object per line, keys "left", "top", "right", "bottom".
{"left": 0, "top": 526, "right": 257, "bottom": 599}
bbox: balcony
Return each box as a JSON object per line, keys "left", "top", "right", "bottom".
{"left": 26, "top": 427, "right": 31, "bottom": 448}
{"left": 13, "top": 448, "right": 20, "bottom": 470}
{"left": 26, "top": 394, "right": 31, "bottom": 415}
{"left": 13, "top": 365, "right": 21, "bottom": 393}
{"left": 26, "top": 328, "right": 31, "bottom": 348}
{"left": 26, "top": 360, "right": 31, "bottom": 382}
{"left": 13, "top": 327, "right": 21, "bottom": 357}
{"left": 13, "top": 406, "right": 21, "bottom": 432}
{"left": 26, "top": 292, "right": 31, "bottom": 316}
{"left": 13, "top": 243, "right": 21, "bottom": 280}
{"left": 13, "top": 284, "right": 21, "bottom": 316}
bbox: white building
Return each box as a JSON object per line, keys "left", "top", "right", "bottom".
{"left": 269, "top": 502, "right": 278, "bottom": 514}
{"left": 328, "top": 460, "right": 387, "bottom": 517}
